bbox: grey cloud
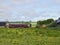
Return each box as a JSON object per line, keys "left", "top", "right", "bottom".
{"left": 0, "top": 0, "right": 60, "bottom": 21}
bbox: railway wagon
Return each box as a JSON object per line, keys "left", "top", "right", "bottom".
{"left": 8, "top": 24, "right": 31, "bottom": 28}
{"left": 0, "top": 22, "right": 6, "bottom": 28}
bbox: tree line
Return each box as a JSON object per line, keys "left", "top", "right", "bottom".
{"left": 36, "top": 18, "right": 54, "bottom": 28}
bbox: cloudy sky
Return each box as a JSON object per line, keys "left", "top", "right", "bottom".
{"left": 0, "top": 0, "right": 60, "bottom": 21}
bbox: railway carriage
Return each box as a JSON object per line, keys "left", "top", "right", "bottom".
{"left": 0, "top": 22, "right": 6, "bottom": 28}
{"left": 8, "top": 24, "right": 31, "bottom": 28}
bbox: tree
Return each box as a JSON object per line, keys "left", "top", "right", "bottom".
{"left": 46, "top": 19, "right": 54, "bottom": 24}
{"left": 36, "top": 18, "right": 54, "bottom": 28}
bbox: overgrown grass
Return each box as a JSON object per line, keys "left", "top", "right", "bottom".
{"left": 0, "top": 28, "right": 60, "bottom": 45}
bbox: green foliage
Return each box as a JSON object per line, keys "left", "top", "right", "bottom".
{"left": 36, "top": 19, "right": 54, "bottom": 27}
{"left": 0, "top": 28, "right": 60, "bottom": 45}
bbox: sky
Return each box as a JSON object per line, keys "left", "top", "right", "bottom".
{"left": 0, "top": 0, "right": 60, "bottom": 22}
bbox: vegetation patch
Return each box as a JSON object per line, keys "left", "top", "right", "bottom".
{"left": 0, "top": 28, "right": 60, "bottom": 45}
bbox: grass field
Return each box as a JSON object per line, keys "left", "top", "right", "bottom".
{"left": 0, "top": 28, "right": 60, "bottom": 45}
